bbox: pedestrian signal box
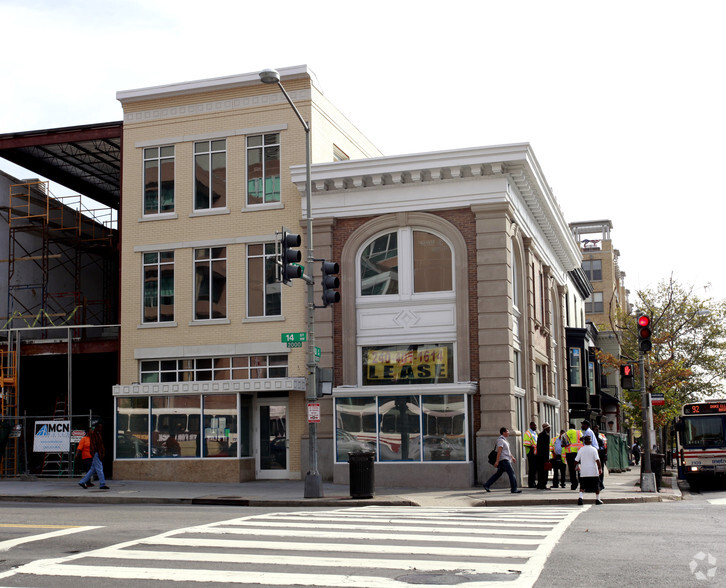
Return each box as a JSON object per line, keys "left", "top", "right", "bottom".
{"left": 620, "top": 364, "right": 635, "bottom": 389}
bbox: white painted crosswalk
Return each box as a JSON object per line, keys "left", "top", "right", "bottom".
{"left": 0, "top": 505, "right": 587, "bottom": 587}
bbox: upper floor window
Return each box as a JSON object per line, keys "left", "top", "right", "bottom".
{"left": 194, "top": 140, "right": 226, "bottom": 210}
{"left": 140, "top": 354, "right": 288, "bottom": 383}
{"left": 582, "top": 259, "right": 602, "bottom": 281}
{"left": 144, "top": 146, "right": 175, "bottom": 214}
{"left": 360, "top": 229, "right": 452, "bottom": 296}
{"left": 569, "top": 347, "right": 582, "bottom": 387}
{"left": 143, "top": 251, "right": 174, "bottom": 323}
{"left": 247, "top": 243, "right": 281, "bottom": 317}
{"left": 194, "top": 247, "right": 226, "bottom": 320}
{"left": 247, "top": 133, "right": 280, "bottom": 205}
{"left": 585, "top": 292, "right": 604, "bottom": 314}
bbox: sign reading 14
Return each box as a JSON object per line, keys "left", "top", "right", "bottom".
{"left": 282, "top": 332, "right": 307, "bottom": 343}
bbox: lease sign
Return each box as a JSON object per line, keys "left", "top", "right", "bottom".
{"left": 366, "top": 346, "right": 448, "bottom": 381}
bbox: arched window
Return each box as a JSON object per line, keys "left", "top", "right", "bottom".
{"left": 359, "top": 229, "right": 453, "bottom": 297}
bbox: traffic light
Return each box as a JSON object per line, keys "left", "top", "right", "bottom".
{"left": 637, "top": 314, "right": 652, "bottom": 353}
{"left": 620, "top": 364, "right": 635, "bottom": 389}
{"left": 321, "top": 261, "right": 340, "bottom": 306}
{"left": 280, "top": 231, "right": 303, "bottom": 284}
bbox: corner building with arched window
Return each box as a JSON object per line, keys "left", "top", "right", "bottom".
{"left": 297, "top": 145, "right": 589, "bottom": 488}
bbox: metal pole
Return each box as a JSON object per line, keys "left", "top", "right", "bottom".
{"left": 640, "top": 351, "right": 651, "bottom": 473}
{"left": 270, "top": 76, "right": 322, "bottom": 498}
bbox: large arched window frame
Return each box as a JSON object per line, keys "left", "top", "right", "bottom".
{"left": 339, "top": 212, "right": 471, "bottom": 388}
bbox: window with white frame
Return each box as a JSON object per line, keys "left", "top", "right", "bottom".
{"left": 359, "top": 229, "right": 453, "bottom": 297}
{"left": 246, "top": 133, "right": 280, "bottom": 205}
{"left": 585, "top": 292, "right": 604, "bottom": 313}
{"left": 139, "top": 354, "right": 288, "bottom": 383}
{"left": 194, "top": 140, "right": 226, "bottom": 210}
{"left": 247, "top": 243, "right": 281, "bottom": 317}
{"left": 582, "top": 259, "right": 602, "bottom": 281}
{"left": 194, "top": 247, "right": 227, "bottom": 320}
{"left": 569, "top": 347, "right": 582, "bottom": 386}
{"left": 142, "top": 251, "right": 174, "bottom": 323}
{"left": 335, "top": 394, "right": 466, "bottom": 463}
{"left": 143, "top": 146, "right": 174, "bottom": 214}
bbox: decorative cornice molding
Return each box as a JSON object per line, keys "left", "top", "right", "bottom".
{"left": 112, "top": 377, "right": 306, "bottom": 396}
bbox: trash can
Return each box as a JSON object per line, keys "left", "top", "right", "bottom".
{"left": 348, "top": 451, "right": 375, "bottom": 498}
{"left": 651, "top": 453, "right": 664, "bottom": 491}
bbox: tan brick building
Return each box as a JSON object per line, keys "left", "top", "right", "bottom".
{"left": 111, "top": 66, "right": 381, "bottom": 482}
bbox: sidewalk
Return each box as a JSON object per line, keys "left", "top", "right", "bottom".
{"left": 0, "top": 468, "right": 681, "bottom": 508}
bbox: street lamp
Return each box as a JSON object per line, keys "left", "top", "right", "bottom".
{"left": 259, "top": 68, "right": 322, "bottom": 498}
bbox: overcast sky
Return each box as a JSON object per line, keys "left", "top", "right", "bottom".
{"left": 2, "top": 0, "right": 724, "bottom": 302}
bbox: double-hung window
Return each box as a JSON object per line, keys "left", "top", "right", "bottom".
{"left": 247, "top": 133, "right": 281, "bottom": 205}
{"left": 194, "top": 140, "right": 226, "bottom": 210}
{"left": 194, "top": 247, "right": 227, "bottom": 320}
{"left": 142, "top": 251, "right": 174, "bottom": 323}
{"left": 247, "top": 243, "right": 281, "bottom": 317}
{"left": 143, "top": 146, "right": 175, "bottom": 214}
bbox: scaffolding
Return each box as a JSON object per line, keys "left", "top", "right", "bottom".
{"left": 1, "top": 181, "right": 118, "bottom": 476}
{"left": 3, "top": 180, "right": 117, "bottom": 333}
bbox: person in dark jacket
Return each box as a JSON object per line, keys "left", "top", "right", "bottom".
{"left": 536, "top": 423, "right": 551, "bottom": 489}
{"left": 78, "top": 422, "right": 110, "bottom": 490}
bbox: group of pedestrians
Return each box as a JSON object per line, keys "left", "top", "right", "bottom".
{"left": 75, "top": 421, "right": 110, "bottom": 490}
{"left": 483, "top": 420, "right": 608, "bottom": 505}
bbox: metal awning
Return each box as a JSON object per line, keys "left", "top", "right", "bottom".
{"left": 0, "top": 121, "right": 122, "bottom": 209}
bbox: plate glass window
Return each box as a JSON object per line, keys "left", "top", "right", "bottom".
{"left": 247, "top": 134, "right": 281, "bottom": 205}
{"left": 144, "top": 146, "right": 175, "bottom": 214}
{"left": 194, "top": 140, "right": 226, "bottom": 210}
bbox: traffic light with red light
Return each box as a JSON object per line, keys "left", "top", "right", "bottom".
{"left": 620, "top": 363, "right": 635, "bottom": 389}
{"left": 637, "top": 314, "right": 652, "bottom": 353}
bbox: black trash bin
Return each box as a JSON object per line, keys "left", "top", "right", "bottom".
{"left": 651, "top": 453, "right": 664, "bottom": 491}
{"left": 348, "top": 451, "right": 375, "bottom": 498}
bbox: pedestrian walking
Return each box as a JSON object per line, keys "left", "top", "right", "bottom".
{"left": 523, "top": 422, "right": 538, "bottom": 488}
{"left": 536, "top": 423, "right": 551, "bottom": 489}
{"left": 631, "top": 441, "right": 641, "bottom": 465}
{"left": 550, "top": 429, "right": 568, "bottom": 488}
{"left": 575, "top": 435, "right": 603, "bottom": 505}
{"left": 483, "top": 427, "right": 522, "bottom": 493}
{"left": 75, "top": 427, "right": 95, "bottom": 487}
{"left": 79, "top": 422, "right": 110, "bottom": 490}
{"left": 593, "top": 425, "right": 608, "bottom": 490}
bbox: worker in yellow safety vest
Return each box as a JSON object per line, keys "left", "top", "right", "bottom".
{"left": 564, "top": 426, "right": 583, "bottom": 490}
{"left": 523, "top": 422, "right": 538, "bottom": 488}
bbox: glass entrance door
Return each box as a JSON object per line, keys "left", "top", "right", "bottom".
{"left": 256, "top": 400, "right": 288, "bottom": 478}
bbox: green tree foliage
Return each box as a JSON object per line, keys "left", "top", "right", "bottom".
{"left": 597, "top": 278, "right": 726, "bottom": 429}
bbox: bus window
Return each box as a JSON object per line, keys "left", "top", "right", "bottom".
{"left": 682, "top": 416, "right": 725, "bottom": 447}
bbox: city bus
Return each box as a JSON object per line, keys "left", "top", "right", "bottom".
{"left": 675, "top": 400, "right": 726, "bottom": 487}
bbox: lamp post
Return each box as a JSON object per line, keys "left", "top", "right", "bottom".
{"left": 259, "top": 69, "right": 322, "bottom": 498}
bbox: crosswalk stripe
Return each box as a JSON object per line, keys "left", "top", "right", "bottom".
{"left": 182, "top": 525, "right": 543, "bottom": 545}
{"left": 148, "top": 536, "right": 536, "bottom": 558}
{"left": 0, "top": 526, "right": 103, "bottom": 553}
{"left": 98, "top": 548, "right": 529, "bottom": 575}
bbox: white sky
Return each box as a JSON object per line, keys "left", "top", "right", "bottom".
{"left": 2, "top": 0, "right": 724, "bottom": 301}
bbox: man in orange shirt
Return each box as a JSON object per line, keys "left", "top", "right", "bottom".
{"left": 75, "top": 427, "right": 95, "bottom": 487}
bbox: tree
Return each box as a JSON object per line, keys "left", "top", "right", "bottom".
{"left": 596, "top": 277, "right": 726, "bottom": 431}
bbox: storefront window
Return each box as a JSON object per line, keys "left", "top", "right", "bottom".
{"left": 379, "top": 395, "right": 421, "bottom": 461}
{"left": 362, "top": 343, "right": 454, "bottom": 386}
{"left": 116, "top": 397, "right": 149, "bottom": 459}
{"left": 151, "top": 395, "right": 201, "bottom": 458}
{"left": 334, "top": 394, "right": 468, "bottom": 463}
{"left": 335, "top": 397, "right": 377, "bottom": 461}
{"left": 202, "top": 394, "right": 237, "bottom": 457}
{"left": 422, "top": 395, "right": 466, "bottom": 461}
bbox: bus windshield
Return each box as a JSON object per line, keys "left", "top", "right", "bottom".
{"left": 681, "top": 415, "right": 726, "bottom": 447}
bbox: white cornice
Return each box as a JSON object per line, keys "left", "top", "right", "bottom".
{"left": 116, "top": 65, "right": 314, "bottom": 104}
{"left": 293, "top": 143, "right": 582, "bottom": 272}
